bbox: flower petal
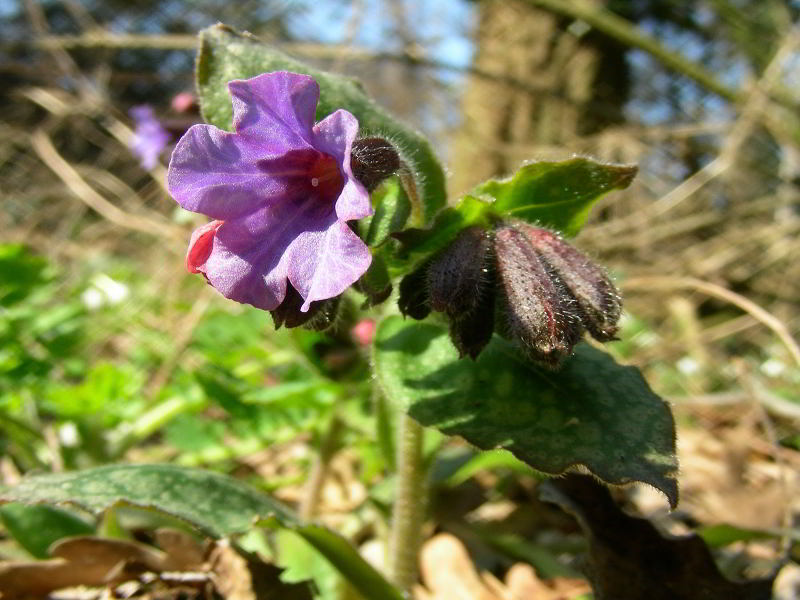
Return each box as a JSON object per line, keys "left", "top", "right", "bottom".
{"left": 185, "top": 220, "right": 223, "bottom": 273}
{"left": 198, "top": 196, "right": 337, "bottom": 310}
{"left": 287, "top": 220, "right": 372, "bottom": 311}
{"left": 168, "top": 124, "right": 311, "bottom": 220}
{"left": 313, "top": 109, "right": 371, "bottom": 221}
{"left": 335, "top": 177, "right": 372, "bottom": 222}
{"left": 199, "top": 196, "right": 371, "bottom": 312}
{"left": 312, "top": 109, "right": 359, "bottom": 167}
{"left": 229, "top": 72, "right": 319, "bottom": 147}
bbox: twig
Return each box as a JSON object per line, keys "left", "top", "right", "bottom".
{"left": 10, "top": 33, "right": 596, "bottom": 101}
{"left": 527, "top": 0, "right": 799, "bottom": 111}
{"left": 622, "top": 276, "right": 800, "bottom": 368}
{"left": 645, "top": 29, "right": 800, "bottom": 218}
{"left": 30, "top": 129, "right": 184, "bottom": 243}
{"left": 143, "top": 290, "right": 214, "bottom": 399}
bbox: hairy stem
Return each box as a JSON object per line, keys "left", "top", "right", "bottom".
{"left": 389, "top": 414, "right": 426, "bottom": 594}
{"left": 398, "top": 160, "right": 424, "bottom": 228}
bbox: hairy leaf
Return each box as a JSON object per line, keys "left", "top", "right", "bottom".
{"left": 392, "top": 158, "right": 636, "bottom": 273}
{"left": 373, "top": 317, "right": 678, "bottom": 506}
{"left": 0, "top": 464, "right": 403, "bottom": 600}
{"left": 471, "top": 158, "right": 637, "bottom": 236}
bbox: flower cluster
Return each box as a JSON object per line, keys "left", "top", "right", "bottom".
{"left": 399, "top": 220, "right": 622, "bottom": 367}
{"left": 168, "top": 72, "right": 374, "bottom": 322}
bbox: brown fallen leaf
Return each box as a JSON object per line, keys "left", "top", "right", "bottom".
{"left": 51, "top": 535, "right": 169, "bottom": 574}
{"left": 207, "top": 539, "right": 312, "bottom": 600}
{"left": 416, "top": 533, "right": 501, "bottom": 600}
{"left": 504, "top": 563, "right": 590, "bottom": 600}
{"left": 153, "top": 528, "right": 208, "bottom": 571}
{"left": 0, "top": 536, "right": 170, "bottom": 598}
{"left": 415, "top": 533, "right": 589, "bottom": 600}
{"left": 541, "top": 474, "right": 776, "bottom": 600}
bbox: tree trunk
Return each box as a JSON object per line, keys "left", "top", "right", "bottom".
{"left": 450, "top": 0, "right": 629, "bottom": 195}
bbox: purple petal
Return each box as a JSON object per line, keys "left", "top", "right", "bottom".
{"left": 287, "top": 220, "right": 372, "bottom": 311}
{"left": 229, "top": 72, "right": 319, "bottom": 147}
{"left": 168, "top": 124, "right": 312, "bottom": 220}
{"left": 313, "top": 109, "right": 371, "bottom": 221}
{"left": 335, "top": 178, "right": 371, "bottom": 221}
{"left": 312, "top": 109, "right": 358, "bottom": 167}
{"left": 199, "top": 196, "right": 370, "bottom": 312}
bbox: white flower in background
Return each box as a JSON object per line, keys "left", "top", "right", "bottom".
{"left": 81, "top": 274, "right": 130, "bottom": 310}
{"left": 676, "top": 356, "right": 700, "bottom": 376}
{"left": 58, "top": 422, "right": 80, "bottom": 447}
{"left": 760, "top": 358, "right": 785, "bottom": 378}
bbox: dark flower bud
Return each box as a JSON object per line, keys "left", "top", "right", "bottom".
{"left": 398, "top": 263, "right": 432, "bottom": 320}
{"left": 351, "top": 137, "right": 401, "bottom": 192}
{"left": 494, "top": 226, "right": 583, "bottom": 368}
{"left": 517, "top": 223, "right": 621, "bottom": 342}
{"left": 271, "top": 284, "right": 341, "bottom": 331}
{"left": 427, "top": 226, "right": 495, "bottom": 320}
{"left": 448, "top": 283, "right": 496, "bottom": 359}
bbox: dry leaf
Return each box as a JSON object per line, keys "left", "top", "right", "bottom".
{"left": 541, "top": 474, "right": 776, "bottom": 600}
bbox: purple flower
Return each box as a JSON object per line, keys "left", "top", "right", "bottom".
{"left": 130, "top": 105, "right": 171, "bottom": 169}
{"left": 168, "top": 71, "right": 373, "bottom": 312}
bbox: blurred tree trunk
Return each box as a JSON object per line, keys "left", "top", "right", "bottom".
{"left": 451, "top": 0, "right": 630, "bottom": 194}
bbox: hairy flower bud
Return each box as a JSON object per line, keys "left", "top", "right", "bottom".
{"left": 518, "top": 224, "right": 621, "bottom": 341}
{"left": 351, "top": 136, "right": 401, "bottom": 192}
{"left": 398, "top": 263, "right": 432, "bottom": 320}
{"left": 427, "top": 226, "right": 495, "bottom": 320}
{"left": 494, "top": 226, "right": 583, "bottom": 368}
{"left": 448, "top": 285, "right": 496, "bottom": 359}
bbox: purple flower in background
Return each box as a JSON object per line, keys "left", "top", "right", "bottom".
{"left": 129, "top": 105, "right": 170, "bottom": 169}
{"left": 168, "top": 72, "right": 372, "bottom": 312}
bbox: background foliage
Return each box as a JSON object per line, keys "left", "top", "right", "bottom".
{"left": 1, "top": 0, "right": 799, "bottom": 598}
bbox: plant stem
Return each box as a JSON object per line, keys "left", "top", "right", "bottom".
{"left": 299, "top": 414, "right": 343, "bottom": 521}
{"left": 388, "top": 414, "right": 426, "bottom": 594}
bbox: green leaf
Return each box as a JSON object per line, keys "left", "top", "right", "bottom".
{"left": 470, "top": 158, "right": 637, "bottom": 236}
{"left": 0, "top": 244, "right": 49, "bottom": 306}
{"left": 389, "top": 195, "right": 492, "bottom": 276}
{"left": 0, "top": 503, "right": 94, "bottom": 558}
{"left": 290, "top": 525, "right": 405, "bottom": 600}
{"left": 276, "top": 529, "right": 344, "bottom": 600}
{"left": 373, "top": 317, "right": 678, "bottom": 507}
{"left": 0, "top": 464, "right": 295, "bottom": 537}
{"left": 389, "top": 158, "right": 634, "bottom": 275}
{"left": 360, "top": 178, "right": 411, "bottom": 248}
{"left": 697, "top": 523, "right": 780, "bottom": 548}
{"left": 196, "top": 24, "right": 446, "bottom": 223}
{"left": 442, "top": 448, "right": 537, "bottom": 488}
{"left": 0, "top": 464, "right": 402, "bottom": 600}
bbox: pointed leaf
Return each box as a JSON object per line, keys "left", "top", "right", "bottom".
{"left": 196, "top": 24, "right": 445, "bottom": 223}
{"left": 470, "top": 158, "right": 637, "bottom": 236}
{"left": 0, "top": 464, "right": 295, "bottom": 537}
{"left": 0, "top": 464, "right": 402, "bottom": 600}
{"left": 389, "top": 158, "right": 635, "bottom": 275}
{"left": 373, "top": 317, "right": 678, "bottom": 507}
